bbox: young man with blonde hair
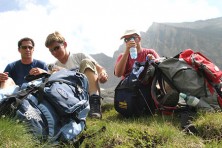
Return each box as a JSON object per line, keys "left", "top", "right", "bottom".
{"left": 45, "top": 31, "right": 108, "bottom": 119}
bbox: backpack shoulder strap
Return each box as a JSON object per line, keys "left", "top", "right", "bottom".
{"left": 0, "top": 86, "right": 38, "bottom": 115}
{"left": 38, "top": 76, "right": 50, "bottom": 102}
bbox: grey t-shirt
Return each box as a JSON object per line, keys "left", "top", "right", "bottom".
{"left": 55, "top": 52, "right": 96, "bottom": 70}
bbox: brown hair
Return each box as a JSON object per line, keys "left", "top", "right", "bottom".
{"left": 45, "top": 31, "right": 65, "bottom": 47}
{"left": 18, "top": 37, "right": 35, "bottom": 48}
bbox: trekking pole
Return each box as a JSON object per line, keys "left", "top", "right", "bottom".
{"left": 138, "top": 89, "right": 155, "bottom": 118}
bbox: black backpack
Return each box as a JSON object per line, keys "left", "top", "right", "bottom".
{"left": 114, "top": 61, "right": 156, "bottom": 117}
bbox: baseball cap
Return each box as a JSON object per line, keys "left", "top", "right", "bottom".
{"left": 120, "top": 29, "right": 140, "bottom": 39}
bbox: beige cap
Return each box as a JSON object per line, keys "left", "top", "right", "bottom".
{"left": 120, "top": 29, "right": 140, "bottom": 39}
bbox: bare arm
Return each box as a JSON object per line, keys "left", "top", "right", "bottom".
{"left": 114, "top": 53, "right": 129, "bottom": 77}
{"left": 114, "top": 38, "right": 136, "bottom": 77}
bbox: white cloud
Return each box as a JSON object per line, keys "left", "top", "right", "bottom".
{"left": 0, "top": 0, "right": 221, "bottom": 71}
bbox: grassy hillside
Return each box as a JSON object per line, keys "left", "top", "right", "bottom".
{"left": 1, "top": 104, "right": 222, "bottom": 147}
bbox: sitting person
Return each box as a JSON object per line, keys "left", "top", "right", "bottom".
{"left": 0, "top": 37, "right": 48, "bottom": 100}
{"left": 114, "top": 29, "right": 159, "bottom": 79}
{"left": 0, "top": 37, "right": 48, "bottom": 90}
{"left": 114, "top": 29, "right": 160, "bottom": 116}
{"left": 44, "top": 31, "right": 108, "bottom": 119}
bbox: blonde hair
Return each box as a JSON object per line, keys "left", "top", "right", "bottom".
{"left": 45, "top": 31, "right": 65, "bottom": 47}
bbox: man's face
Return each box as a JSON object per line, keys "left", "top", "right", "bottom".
{"left": 47, "top": 41, "right": 66, "bottom": 61}
{"left": 18, "top": 41, "right": 34, "bottom": 59}
{"left": 124, "top": 34, "right": 140, "bottom": 43}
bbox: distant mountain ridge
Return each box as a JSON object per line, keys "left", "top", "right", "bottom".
{"left": 91, "top": 17, "right": 222, "bottom": 89}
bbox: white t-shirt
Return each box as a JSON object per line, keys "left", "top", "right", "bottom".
{"left": 55, "top": 52, "right": 97, "bottom": 70}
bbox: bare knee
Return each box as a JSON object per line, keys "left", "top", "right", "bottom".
{"left": 0, "top": 78, "right": 16, "bottom": 89}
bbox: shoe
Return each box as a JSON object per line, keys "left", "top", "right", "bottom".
{"left": 89, "top": 94, "right": 102, "bottom": 119}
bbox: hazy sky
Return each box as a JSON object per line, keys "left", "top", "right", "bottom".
{"left": 0, "top": 0, "right": 222, "bottom": 71}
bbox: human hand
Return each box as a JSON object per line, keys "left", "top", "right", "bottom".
{"left": 98, "top": 70, "right": 108, "bottom": 83}
{"left": 29, "top": 68, "right": 47, "bottom": 75}
{"left": 125, "top": 39, "right": 136, "bottom": 54}
{"left": 0, "top": 72, "right": 9, "bottom": 82}
{"left": 146, "top": 54, "right": 156, "bottom": 61}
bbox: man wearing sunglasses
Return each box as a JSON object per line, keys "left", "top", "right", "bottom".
{"left": 45, "top": 31, "right": 108, "bottom": 119}
{"left": 114, "top": 29, "right": 159, "bottom": 78}
{"left": 114, "top": 29, "right": 160, "bottom": 116}
{"left": 0, "top": 37, "right": 48, "bottom": 89}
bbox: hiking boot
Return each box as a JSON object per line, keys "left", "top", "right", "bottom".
{"left": 89, "top": 94, "right": 102, "bottom": 119}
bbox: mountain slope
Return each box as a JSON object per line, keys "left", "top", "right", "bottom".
{"left": 93, "top": 17, "right": 222, "bottom": 89}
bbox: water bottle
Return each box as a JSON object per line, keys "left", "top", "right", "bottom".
{"left": 129, "top": 38, "right": 137, "bottom": 59}
{"left": 186, "top": 96, "right": 200, "bottom": 107}
{"left": 179, "top": 93, "right": 200, "bottom": 107}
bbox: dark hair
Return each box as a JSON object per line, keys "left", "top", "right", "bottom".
{"left": 18, "top": 37, "right": 35, "bottom": 48}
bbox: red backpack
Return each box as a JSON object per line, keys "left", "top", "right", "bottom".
{"left": 179, "top": 49, "right": 222, "bottom": 106}
{"left": 180, "top": 49, "right": 222, "bottom": 83}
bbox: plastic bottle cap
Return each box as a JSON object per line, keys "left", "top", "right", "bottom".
{"left": 179, "top": 93, "right": 187, "bottom": 99}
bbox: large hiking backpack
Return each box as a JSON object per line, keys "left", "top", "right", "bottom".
{"left": 179, "top": 49, "right": 222, "bottom": 106}
{"left": 144, "top": 50, "right": 222, "bottom": 112}
{"left": 114, "top": 61, "right": 156, "bottom": 117}
{"left": 180, "top": 49, "right": 222, "bottom": 84}
{"left": 0, "top": 69, "right": 90, "bottom": 144}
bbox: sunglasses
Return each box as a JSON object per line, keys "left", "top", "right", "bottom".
{"left": 20, "top": 46, "right": 33, "bottom": 50}
{"left": 124, "top": 36, "right": 138, "bottom": 43}
{"left": 49, "top": 44, "right": 62, "bottom": 52}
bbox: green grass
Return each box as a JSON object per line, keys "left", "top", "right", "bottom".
{"left": 1, "top": 104, "right": 222, "bottom": 147}
{"left": 0, "top": 117, "right": 39, "bottom": 148}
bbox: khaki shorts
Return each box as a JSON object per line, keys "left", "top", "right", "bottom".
{"left": 79, "top": 58, "right": 97, "bottom": 74}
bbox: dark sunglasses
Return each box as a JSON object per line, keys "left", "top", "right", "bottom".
{"left": 49, "top": 45, "right": 61, "bottom": 52}
{"left": 124, "top": 36, "right": 138, "bottom": 43}
{"left": 20, "top": 46, "right": 33, "bottom": 50}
